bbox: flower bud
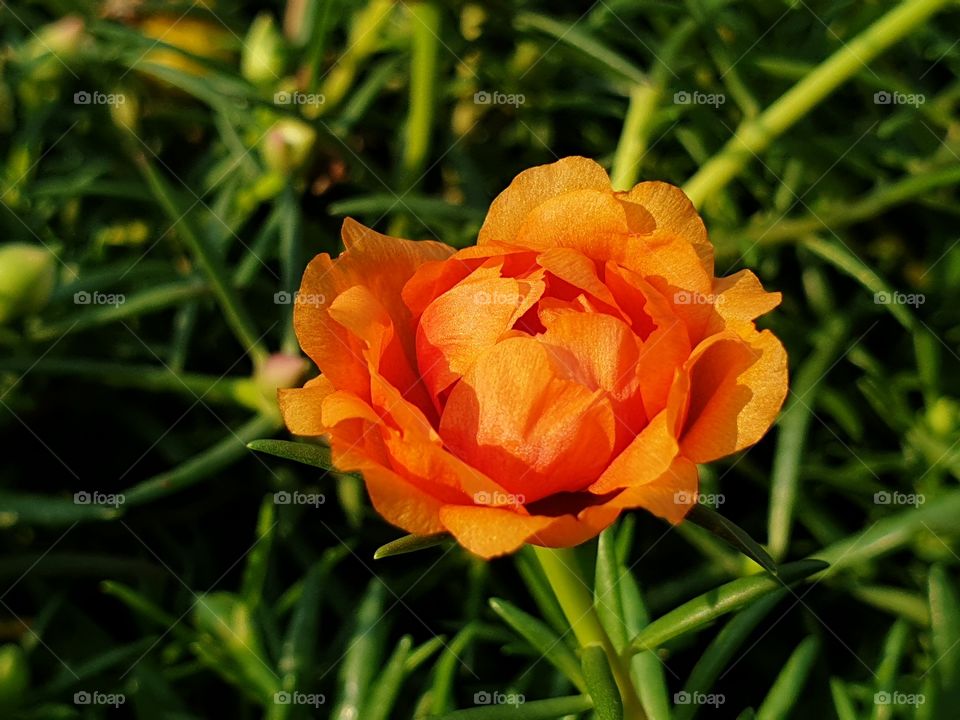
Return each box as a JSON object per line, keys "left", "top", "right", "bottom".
{"left": 256, "top": 352, "right": 309, "bottom": 393}
{"left": 0, "top": 645, "right": 29, "bottom": 710}
{"left": 260, "top": 118, "right": 316, "bottom": 175}
{"left": 241, "top": 14, "right": 285, "bottom": 85}
{"left": 0, "top": 243, "right": 56, "bottom": 323}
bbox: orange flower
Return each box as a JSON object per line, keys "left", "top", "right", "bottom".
{"left": 280, "top": 157, "right": 787, "bottom": 558}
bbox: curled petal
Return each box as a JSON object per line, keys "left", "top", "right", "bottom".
{"left": 679, "top": 329, "right": 788, "bottom": 463}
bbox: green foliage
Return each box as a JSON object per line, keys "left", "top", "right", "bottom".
{"left": 1, "top": 0, "right": 959, "bottom": 718}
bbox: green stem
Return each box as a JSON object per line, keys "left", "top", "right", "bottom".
{"left": 611, "top": 84, "right": 660, "bottom": 191}
{"left": 714, "top": 163, "right": 960, "bottom": 256}
{"left": 28, "top": 280, "right": 207, "bottom": 342}
{"left": 0, "top": 357, "right": 261, "bottom": 410}
{"left": 136, "top": 154, "right": 269, "bottom": 366}
{"left": 533, "top": 546, "right": 646, "bottom": 719}
{"left": 401, "top": 1, "right": 439, "bottom": 189}
{"left": 682, "top": 0, "right": 951, "bottom": 207}
{"left": 610, "top": 21, "right": 695, "bottom": 190}
{"left": 122, "top": 413, "right": 281, "bottom": 506}
{"left": 391, "top": 0, "right": 440, "bottom": 237}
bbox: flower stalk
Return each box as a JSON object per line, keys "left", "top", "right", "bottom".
{"left": 682, "top": 0, "right": 952, "bottom": 207}
{"left": 533, "top": 546, "right": 646, "bottom": 719}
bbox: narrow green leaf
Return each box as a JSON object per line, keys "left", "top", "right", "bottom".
{"left": 871, "top": 620, "right": 910, "bottom": 720}
{"left": 515, "top": 547, "right": 570, "bottom": 637}
{"left": 595, "top": 528, "right": 628, "bottom": 649}
{"left": 273, "top": 561, "right": 327, "bottom": 720}
{"left": 618, "top": 571, "right": 671, "bottom": 720}
{"left": 329, "top": 194, "right": 483, "bottom": 222}
{"left": 676, "top": 590, "right": 787, "bottom": 720}
{"left": 828, "top": 678, "right": 858, "bottom": 720}
{"left": 247, "top": 438, "right": 335, "bottom": 471}
{"left": 768, "top": 316, "right": 848, "bottom": 560}
{"left": 428, "top": 695, "right": 592, "bottom": 719}
{"left": 580, "top": 644, "right": 622, "bottom": 720}
{"left": 100, "top": 581, "right": 182, "bottom": 632}
{"left": 331, "top": 579, "right": 387, "bottom": 720}
{"left": 193, "top": 593, "right": 279, "bottom": 702}
{"left": 0, "top": 493, "right": 120, "bottom": 527}
{"left": 755, "top": 636, "right": 820, "bottom": 720}
{"left": 122, "top": 414, "right": 281, "bottom": 506}
{"left": 426, "top": 623, "right": 479, "bottom": 715}
{"left": 362, "top": 635, "right": 413, "bottom": 720}
{"left": 929, "top": 564, "right": 960, "bottom": 691}
{"left": 815, "top": 490, "right": 960, "bottom": 571}
{"left": 240, "top": 497, "right": 276, "bottom": 610}
{"left": 489, "top": 598, "right": 585, "bottom": 692}
{"left": 38, "top": 637, "right": 158, "bottom": 697}
{"left": 405, "top": 636, "right": 446, "bottom": 673}
{"left": 629, "top": 560, "right": 828, "bottom": 653}
{"left": 803, "top": 237, "right": 916, "bottom": 331}
{"left": 374, "top": 533, "right": 451, "bottom": 560}
{"left": 136, "top": 152, "right": 266, "bottom": 363}
{"left": 851, "top": 585, "right": 930, "bottom": 626}
{"left": 28, "top": 280, "right": 208, "bottom": 341}
{"left": 515, "top": 12, "right": 645, "bottom": 84}
{"left": 687, "top": 504, "right": 777, "bottom": 575}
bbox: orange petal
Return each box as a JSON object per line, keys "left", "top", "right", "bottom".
{"left": 707, "top": 269, "right": 782, "bottom": 336}
{"left": 439, "top": 505, "right": 555, "bottom": 558}
{"left": 537, "top": 307, "right": 646, "bottom": 443}
{"left": 402, "top": 246, "right": 535, "bottom": 319}
{"left": 439, "top": 502, "right": 623, "bottom": 558}
{"left": 527, "top": 504, "right": 622, "bottom": 549}
{"left": 589, "top": 409, "right": 678, "bottom": 493}
{"left": 382, "top": 428, "right": 509, "bottom": 500}
{"left": 679, "top": 329, "right": 788, "bottom": 463}
{"left": 511, "top": 189, "right": 654, "bottom": 260}
{"left": 277, "top": 375, "right": 335, "bottom": 437}
{"left": 478, "top": 157, "right": 615, "bottom": 246}
{"left": 439, "top": 336, "right": 616, "bottom": 501}
{"left": 363, "top": 464, "right": 448, "bottom": 537}
{"left": 295, "top": 218, "right": 453, "bottom": 397}
{"left": 610, "top": 456, "right": 699, "bottom": 524}
{"left": 618, "top": 181, "right": 713, "bottom": 276}
{"left": 537, "top": 247, "right": 621, "bottom": 311}
{"left": 327, "top": 283, "right": 438, "bottom": 427}
{"left": 604, "top": 263, "right": 691, "bottom": 417}
{"left": 416, "top": 264, "right": 545, "bottom": 402}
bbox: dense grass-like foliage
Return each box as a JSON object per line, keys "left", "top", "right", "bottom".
{"left": 1, "top": 1, "right": 959, "bottom": 718}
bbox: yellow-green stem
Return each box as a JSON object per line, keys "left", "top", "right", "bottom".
{"left": 533, "top": 546, "right": 646, "bottom": 719}
{"left": 682, "top": 0, "right": 951, "bottom": 207}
